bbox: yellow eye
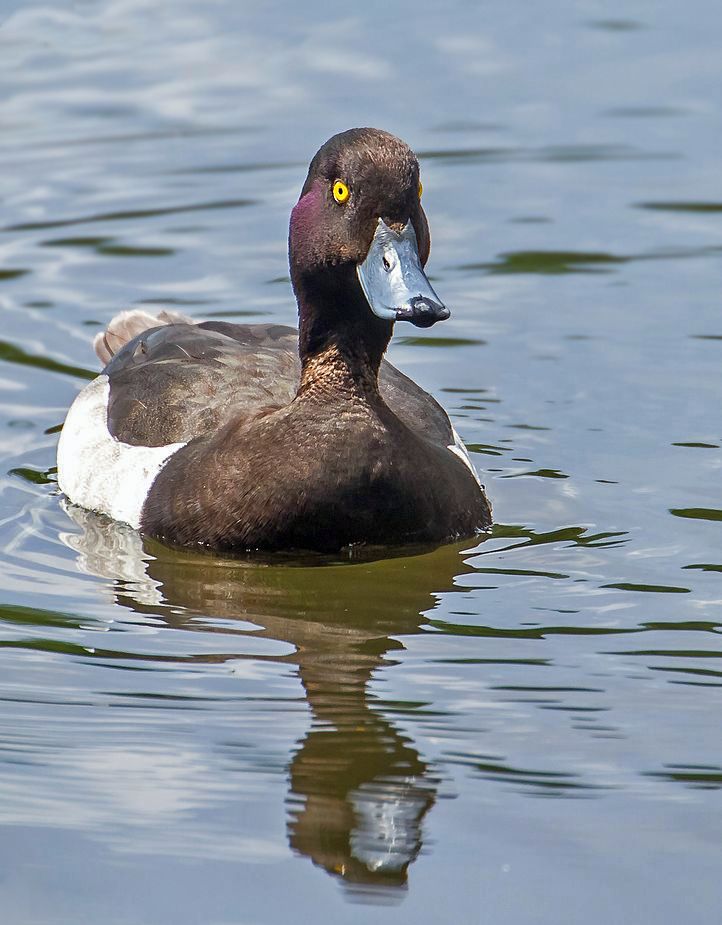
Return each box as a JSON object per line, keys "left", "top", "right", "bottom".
{"left": 333, "top": 180, "right": 350, "bottom": 204}
{"left": 418, "top": 180, "right": 423, "bottom": 199}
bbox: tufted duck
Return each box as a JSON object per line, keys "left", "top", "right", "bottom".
{"left": 57, "top": 128, "right": 492, "bottom": 552}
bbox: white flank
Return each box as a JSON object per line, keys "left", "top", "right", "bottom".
{"left": 57, "top": 375, "right": 186, "bottom": 529}
{"left": 447, "top": 426, "right": 482, "bottom": 486}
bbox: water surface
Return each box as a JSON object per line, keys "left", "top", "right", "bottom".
{"left": 1, "top": 2, "right": 722, "bottom": 922}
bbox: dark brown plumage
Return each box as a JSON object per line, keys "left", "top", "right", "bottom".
{"left": 87, "top": 128, "right": 493, "bottom": 551}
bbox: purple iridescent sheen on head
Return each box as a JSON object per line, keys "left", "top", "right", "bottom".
{"left": 289, "top": 179, "right": 335, "bottom": 286}
{"left": 290, "top": 180, "right": 323, "bottom": 244}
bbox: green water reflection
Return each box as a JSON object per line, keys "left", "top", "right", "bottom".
{"left": 59, "top": 508, "right": 485, "bottom": 895}
{"left": 3, "top": 0, "right": 722, "bottom": 919}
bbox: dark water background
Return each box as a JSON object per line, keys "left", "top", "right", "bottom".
{"left": 2, "top": 2, "right": 722, "bottom": 922}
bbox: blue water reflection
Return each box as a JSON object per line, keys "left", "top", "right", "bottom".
{"left": 2, "top": 0, "right": 722, "bottom": 922}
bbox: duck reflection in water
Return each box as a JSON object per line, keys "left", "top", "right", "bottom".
{"left": 61, "top": 504, "right": 483, "bottom": 895}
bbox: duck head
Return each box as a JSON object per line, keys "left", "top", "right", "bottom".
{"left": 289, "top": 128, "right": 449, "bottom": 355}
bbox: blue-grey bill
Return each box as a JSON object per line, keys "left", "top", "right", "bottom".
{"left": 356, "top": 219, "right": 449, "bottom": 328}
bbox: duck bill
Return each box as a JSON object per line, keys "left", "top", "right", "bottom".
{"left": 356, "top": 219, "right": 450, "bottom": 329}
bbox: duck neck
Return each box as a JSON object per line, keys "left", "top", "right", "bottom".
{"left": 295, "top": 275, "right": 393, "bottom": 401}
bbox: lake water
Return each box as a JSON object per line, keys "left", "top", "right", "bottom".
{"left": 1, "top": 1, "right": 722, "bottom": 922}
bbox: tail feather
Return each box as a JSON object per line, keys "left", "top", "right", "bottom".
{"left": 93, "top": 308, "right": 194, "bottom": 366}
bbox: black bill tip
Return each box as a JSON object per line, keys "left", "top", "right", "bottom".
{"left": 396, "top": 296, "right": 450, "bottom": 328}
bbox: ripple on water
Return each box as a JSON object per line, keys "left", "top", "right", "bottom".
{"left": 0, "top": 269, "right": 30, "bottom": 281}
{"left": 5, "top": 198, "right": 256, "bottom": 232}
{"left": 637, "top": 201, "right": 722, "bottom": 212}
{"left": 460, "top": 245, "right": 722, "bottom": 275}
{"left": 670, "top": 508, "right": 722, "bottom": 522}
{"left": 0, "top": 341, "right": 95, "bottom": 381}
{"left": 2, "top": 0, "right": 722, "bottom": 917}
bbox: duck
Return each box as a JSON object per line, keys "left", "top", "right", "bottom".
{"left": 57, "top": 127, "right": 492, "bottom": 553}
